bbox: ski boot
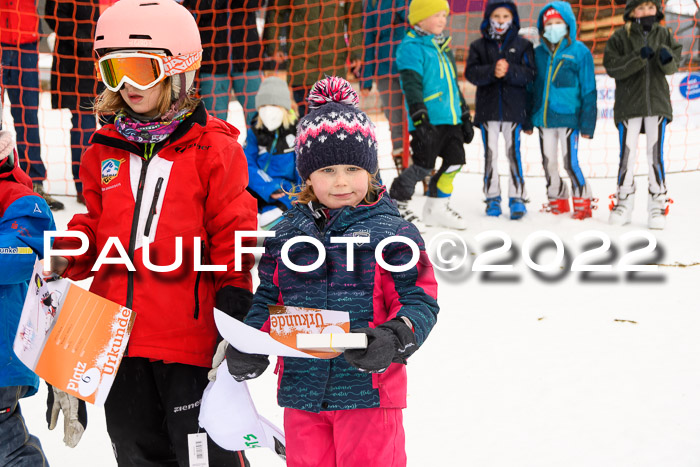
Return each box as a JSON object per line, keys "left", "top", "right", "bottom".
{"left": 647, "top": 193, "right": 671, "bottom": 230}
{"left": 509, "top": 197, "right": 527, "bottom": 220}
{"left": 423, "top": 197, "right": 467, "bottom": 230}
{"left": 609, "top": 193, "right": 634, "bottom": 226}
{"left": 485, "top": 196, "right": 502, "bottom": 217}
{"left": 572, "top": 197, "right": 593, "bottom": 220}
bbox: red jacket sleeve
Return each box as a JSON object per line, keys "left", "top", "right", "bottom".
{"left": 202, "top": 139, "right": 258, "bottom": 293}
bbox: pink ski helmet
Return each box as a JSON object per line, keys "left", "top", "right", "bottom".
{"left": 95, "top": 0, "right": 203, "bottom": 116}
{"left": 94, "top": 0, "right": 202, "bottom": 59}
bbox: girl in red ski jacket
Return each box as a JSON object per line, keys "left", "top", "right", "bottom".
{"left": 48, "top": 0, "right": 256, "bottom": 465}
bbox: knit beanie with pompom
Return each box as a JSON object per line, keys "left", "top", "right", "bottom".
{"left": 295, "top": 76, "right": 378, "bottom": 181}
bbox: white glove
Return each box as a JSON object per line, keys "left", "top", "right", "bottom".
{"left": 208, "top": 340, "right": 228, "bottom": 382}
{"left": 46, "top": 385, "right": 87, "bottom": 448}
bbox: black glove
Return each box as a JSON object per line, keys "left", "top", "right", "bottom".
{"left": 409, "top": 103, "right": 438, "bottom": 148}
{"left": 658, "top": 47, "right": 673, "bottom": 65}
{"left": 640, "top": 46, "right": 654, "bottom": 60}
{"left": 225, "top": 345, "right": 270, "bottom": 382}
{"left": 343, "top": 318, "right": 417, "bottom": 373}
{"left": 461, "top": 110, "right": 475, "bottom": 144}
{"left": 46, "top": 384, "right": 87, "bottom": 448}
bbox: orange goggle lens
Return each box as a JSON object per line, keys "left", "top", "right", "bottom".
{"left": 97, "top": 54, "right": 165, "bottom": 91}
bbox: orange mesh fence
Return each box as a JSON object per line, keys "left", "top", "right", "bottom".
{"left": 0, "top": 0, "right": 698, "bottom": 197}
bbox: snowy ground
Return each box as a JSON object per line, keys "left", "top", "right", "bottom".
{"left": 13, "top": 93, "right": 700, "bottom": 466}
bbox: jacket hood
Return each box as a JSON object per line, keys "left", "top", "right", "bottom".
{"left": 0, "top": 157, "right": 32, "bottom": 189}
{"left": 623, "top": 0, "right": 664, "bottom": 21}
{"left": 537, "top": 1, "right": 578, "bottom": 41}
{"left": 480, "top": 0, "right": 521, "bottom": 39}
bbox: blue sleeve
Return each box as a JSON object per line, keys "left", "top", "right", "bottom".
{"left": 578, "top": 45, "right": 597, "bottom": 136}
{"left": 361, "top": 3, "right": 378, "bottom": 89}
{"left": 244, "top": 243, "right": 281, "bottom": 330}
{"left": 244, "top": 129, "right": 280, "bottom": 202}
{"left": 395, "top": 38, "right": 423, "bottom": 75}
{"left": 382, "top": 222, "right": 439, "bottom": 347}
{"left": 0, "top": 195, "right": 56, "bottom": 285}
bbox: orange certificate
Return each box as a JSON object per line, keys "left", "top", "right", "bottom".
{"left": 13, "top": 260, "right": 135, "bottom": 405}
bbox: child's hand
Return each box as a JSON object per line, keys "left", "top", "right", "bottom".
{"left": 658, "top": 47, "right": 673, "bottom": 65}
{"left": 410, "top": 104, "right": 438, "bottom": 148}
{"left": 271, "top": 189, "right": 285, "bottom": 200}
{"left": 494, "top": 59, "right": 509, "bottom": 78}
{"left": 225, "top": 345, "right": 269, "bottom": 382}
{"left": 343, "top": 318, "right": 417, "bottom": 373}
{"left": 360, "top": 88, "right": 371, "bottom": 98}
{"left": 272, "top": 51, "right": 288, "bottom": 64}
{"left": 349, "top": 59, "right": 362, "bottom": 79}
{"left": 523, "top": 129, "right": 533, "bottom": 135}
{"left": 461, "top": 110, "right": 475, "bottom": 144}
{"left": 581, "top": 133, "right": 593, "bottom": 139}
{"left": 640, "top": 46, "right": 654, "bottom": 60}
{"left": 50, "top": 256, "right": 69, "bottom": 276}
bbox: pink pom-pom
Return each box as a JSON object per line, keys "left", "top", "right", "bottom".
{"left": 307, "top": 76, "right": 359, "bottom": 110}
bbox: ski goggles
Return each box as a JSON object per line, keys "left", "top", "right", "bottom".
{"left": 96, "top": 50, "right": 202, "bottom": 92}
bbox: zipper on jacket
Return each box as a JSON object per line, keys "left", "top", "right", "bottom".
{"left": 126, "top": 157, "right": 152, "bottom": 309}
{"left": 543, "top": 41, "right": 563, "bottom": 128}
{"left": 498, "top": 43, "right": 504, "bottom": 121}
{"left": 644, "top": 34, "right": 652, "bottom": 116}
{"left": 423, "top": 92, "right": 443, "bottom": 102}
{"left": 433, "top": 39, "right": 458, "bottom": 125}
{"left": 194, "top": 239, "right": 204, "bottom": 319}
{"left": 143, "top": 177, "right": 164, "bottom": 237}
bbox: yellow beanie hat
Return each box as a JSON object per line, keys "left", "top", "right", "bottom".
{"left": 408, "top": 0, "right": 450, "bottom": 26}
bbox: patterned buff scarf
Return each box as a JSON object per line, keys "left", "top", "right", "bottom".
{"left": 114, "top": 109, "right": 192, "bottom": 144}
{"left": 413, "top": 25, "right": 447, "bottom": 45}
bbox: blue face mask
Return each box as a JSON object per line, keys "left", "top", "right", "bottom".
{"left": 543, "top": 23, "right": 568, "bottom": 44}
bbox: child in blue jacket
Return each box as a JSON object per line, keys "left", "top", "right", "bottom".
{"left": 465, "top": 0, "right": 535, "bottom": 219}
{"left": 225, "top": 77, "right": 439, "bottom": 466}
{"left": 0, "top": 130, "right": 56, "bottom": 462}
{"left": 361, "top": 0, "right": 409, "bottom": 170}
{"left": 530, "top": 2, "right": 597, "bottom": 219}
{"left": 244, "top": 77, "right": 300, "bottom": 229}
{"left": 389, "top": 0, "right": 474, "bottom": 231}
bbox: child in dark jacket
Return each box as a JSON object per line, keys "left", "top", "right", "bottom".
{"left": 389, "top": 0, "right": 474, "bottom": 231}
{"left": 530, "top": 2, "right": 598, "bottom": 220}
{"left": 604, "top": 0, "right": 681, "bottom": 229}
{"left": 465, "top": 0, "right": 535, "bottom": 219}
{"left": 244, "top": 77, "right": 300, "bottom": 229}
{"left": 225, "top": 76, "right": 439, "bottom": 466}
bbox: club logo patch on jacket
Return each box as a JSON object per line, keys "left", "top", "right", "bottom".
{"left": 352, "top": 230, "right": 370, "bottom": 245}
{"left": 101, "top": 158, "right": 125, "bottom": 185}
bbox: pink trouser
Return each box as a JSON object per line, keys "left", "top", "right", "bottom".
{"left": 284, "top": 407, "right": 407, "bottom": 467}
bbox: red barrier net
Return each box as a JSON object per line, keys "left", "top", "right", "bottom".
{"left": 0, "top": 0, "right": 697, "bottom": 196}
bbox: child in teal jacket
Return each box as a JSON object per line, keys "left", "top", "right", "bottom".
{"left": 530, "top": 1, "right": 597, "bottom": 219}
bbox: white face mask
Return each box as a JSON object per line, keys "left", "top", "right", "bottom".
{"left": 258, "top": 105, "right": 286, "bottom": 131}
{"left": 543, "top": 23, "right": 568, "bottom": 44}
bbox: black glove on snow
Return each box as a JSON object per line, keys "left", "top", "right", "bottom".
{"left": 640, "top": 46, "right": 654, "bottom": 60}
{"left": 409, "top": 103, "right": 438, "bottom": 149}
{"left": 46, "top": 383, "right": 87, "bottom": 448}
{"left": 343, "top": 318, "right": 417, "bottom": 373}
{"left": 658, "top": 47, "right": 673, "bottom": 65}
{"left": 225, "top": 345, "right": 270, "bottom": 382}
{"left": 461, "top": 109, "right": 475, "bottom": 144}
